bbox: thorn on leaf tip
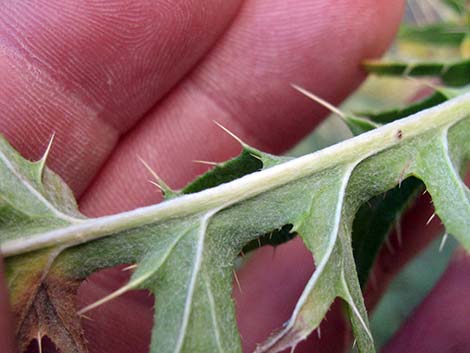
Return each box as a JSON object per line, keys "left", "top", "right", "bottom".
{"left": 233, "top": 269, "right": 243, "bottom": 293}
{"left": 77, "top": 284, "right": 131, "bottom": 315}
{"left": 79, "top": 313, "right": 94, "bottom": 322}
{"left": 193, "top": 159, "right": 219, "bottom": 166}
{"left": 122, "top": 264, "right": 138, "bottom": 271}
{"left": 291, "top": 84, "right": 346, "bottom": 119}
{"left": 213, "top": 120, "right": 246, "bottom": 146}
{"left": 249, "top": 153, "right": 263, "bottom": 162}
{"left": 37, "top": 330, "right": 43, "bottom": 353}
{"left": 148, "top": 180, "right": 164, "bottom": 191}
{"left": 426, "top": 212, "right": 436, "bottom": 225}
{"left": 138, "top": 156, "right": 173, "bottom": 193}
{"left": 37, "top": 132, "right": 56, "bottom": 178}
{"left": 404, "top": 75, "right": 438, "bottom": 91}
{"left": 403, "top": 64, "right": 415, "bottom": 77}
{"left": 42, "top": 132, "right": 56, "bottom": 161}
{"left": 439, "top": 233, "right": 449, "bottom": 252}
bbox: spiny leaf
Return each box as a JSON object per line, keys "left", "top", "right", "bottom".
{"left": 148, "top": 127, "right": 290, "bottom": 201}
{"left": 352, "top": 177, "right": 423, "bottom": 286}
{"left": 181, "top": 147, "right": 289, "bottom": 196}
{"left": 414, "top": 131, "right": 470, "bottom": 249}
{"left": 2, "top": 93, "right": 470, "bottom": 353}
{"left": 328, "top": 86, "right": 468, "bottom": 287}
{"left": 172, "top": 140, "right": 291, "bottom": 253}
{"left": 287, "top": 86, "right": 420, "bottom": 288}
{"left": 170, "top": 143, "right": 292, "bottom": 253}
{"left": 364, "top": 59, "right": 470, "bottom": 87}
{"left": 356, "top": 86, "right": 470, "bottom": 125}
{"left": 347, "top": 90, "right": 470, "bottom": 287}
{"left": 242, "top": 224, "right": 295, "bottom": 253}
{"left": 254, "top": 165, "right": 373, "bottom": 353}
{"left": 295, "top": 87, "right": 442, "bottom": 289}
{"left": 0, "top": 136, "right": 82, "bottom": 241}
{"left": 0, "top": 136, "right": 86, "bottom": 352}
{"left": 7, "top": 252, "right": 85, "bottom": 353}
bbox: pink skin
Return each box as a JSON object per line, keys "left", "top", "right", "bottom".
{"left": 381, "top": 248, "right": 470, "bottom": 353}
{"left": 2, "top": 1, "right": 469, "bottom": 353}
{"left": 0, "top": 260, "right": 16, "bottom": 353}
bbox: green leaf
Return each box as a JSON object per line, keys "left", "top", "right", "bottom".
{"left": 364, "top": 59, "right": 470, "bottom": 87}
{"left": 443, "top": 0, "right": 469, "bottom": 14}
{"left": 348, "top": 88, "right": 470, "bottom": 287}
{"left": 352, "top": 177, "right": 423, "bottom": 286}
{"left": 340, "top": 86, "right": 469, "bottom": 287}
{"left": 242, "top": 224, "right": 295, "bottom": 253}
{"left": 399, "top": 23, "right": 469, "bottom": 47}
{"left": 0, "top": 136, "right": 87, "bottom": 353}
{"left": 181, "top": 146, "right": 289, "bottom": 195}
{"left": 0, "top": 136, "right": 82, "bottom": 241}
{"left": 356, "top": 86, "right": 470, "bottom": 125}
{"left": 2, "top": 93, "right": 470, "bottom": 353}
{"left": 122, "top": 217, "right": 240, "bottom": 353}
{"left": 343, "top": 115, "right": 380, "bottom": 135}
{"left": 253, "top": 165, "right": 373, "bottom": 353}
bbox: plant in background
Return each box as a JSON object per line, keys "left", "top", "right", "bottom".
{"left": 0, "top": 1, "right": 469, "bottom": 353}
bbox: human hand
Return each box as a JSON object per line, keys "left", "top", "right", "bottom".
{"left": 2, "top": 1, "right": 469, "bottom": 353}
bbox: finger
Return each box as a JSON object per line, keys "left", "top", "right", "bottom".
{"left": 363, "top": 166, "right": 470, "bottom": 311}
{"left": 0, "top": 259, "right": 16, "bottom": 353}
{"left": 234, "top": 189, "right": 442, "bottom": 353}
{"left": 364, "top": 192, "right": 443, "bottom": 310}
{"left": 76, "top": 1, "right": 405, "bottom": 352}
{"left": 0, "top": 0, "right": 240, "bottom": 195}
{"left": 77, "top": 266, "right": 154, "bottom": 353}
{"left": 233, "top": 238, "right": 350, "bottom": 353}
{"left": 381, "top": 248, "right": 470, "bottom": 353}
{"left": 80, "top": 0, "right": 404, "bottom": 214}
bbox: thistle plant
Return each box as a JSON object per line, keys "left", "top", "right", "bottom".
{"left": 0, "top": 1, "right": 469, "bottom": 353}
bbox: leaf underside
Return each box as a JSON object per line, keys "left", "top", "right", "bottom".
{"left": 0, "top": 91, "right": 469, "bottom": 353}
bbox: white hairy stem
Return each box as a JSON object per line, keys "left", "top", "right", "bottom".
{"left": 2, "top": 92, "right": 470, "bottom": 257}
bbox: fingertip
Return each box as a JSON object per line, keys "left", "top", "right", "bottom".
{"left": 77, "top": 267, "right": 154, "bottom": 353}
{"left": 358, "top": 0, "right": 406, "bottom": 59}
